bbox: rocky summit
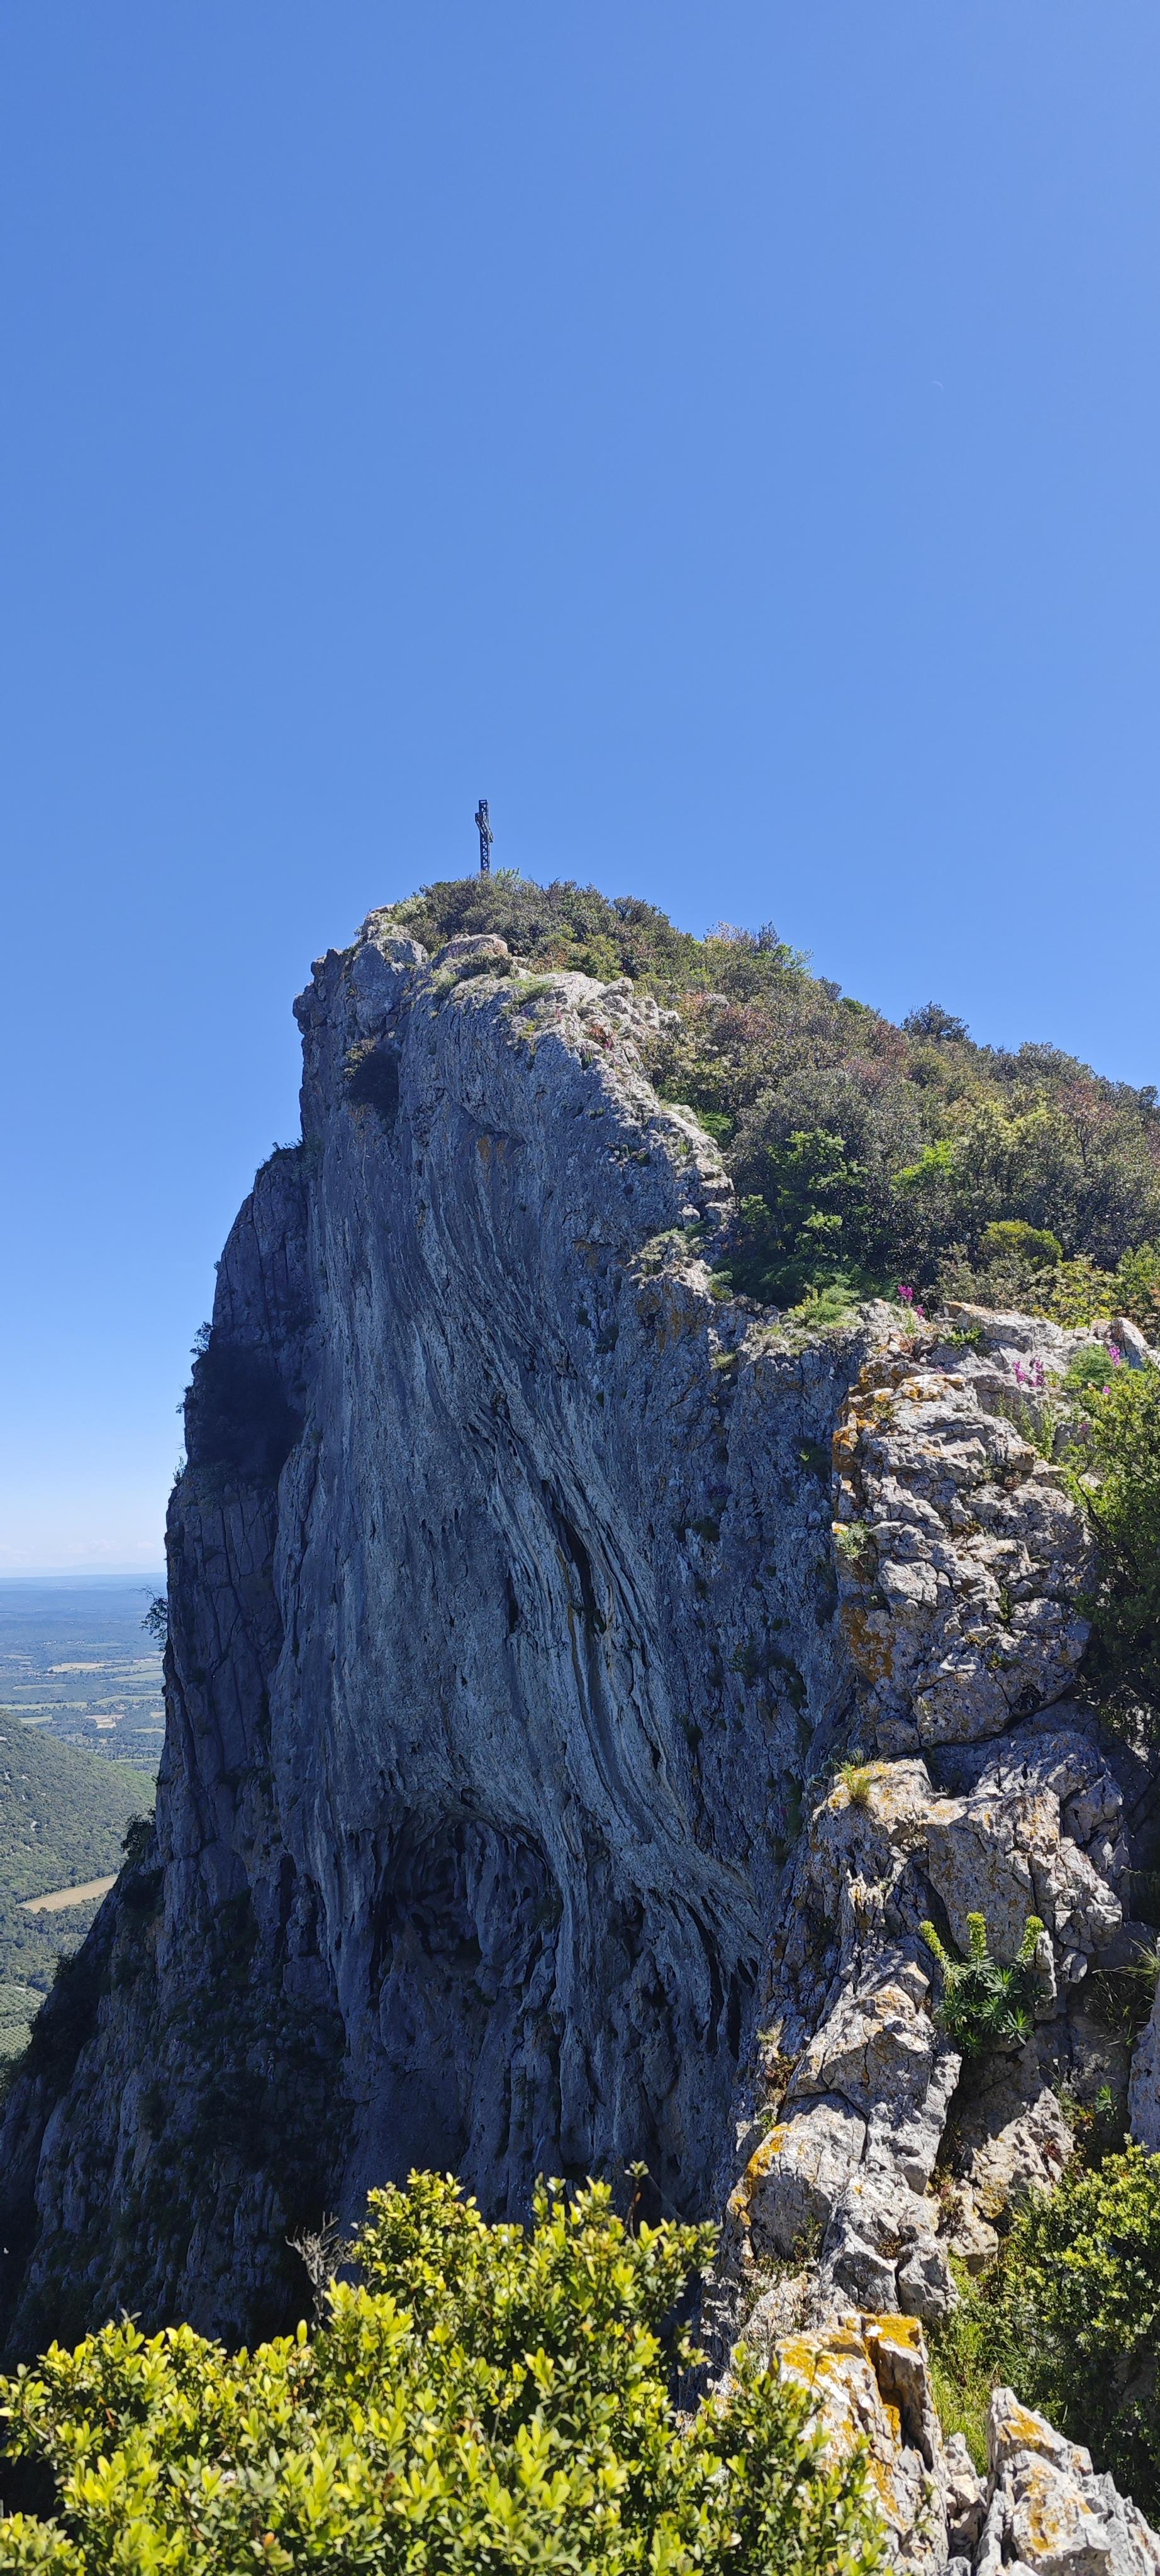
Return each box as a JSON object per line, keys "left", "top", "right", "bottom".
{"left": 3, "top": 901, "right": 1159, "bottom": 2568}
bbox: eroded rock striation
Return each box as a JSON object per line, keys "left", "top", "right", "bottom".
{"left": 1, "top": 914, "right": 1157, "bottom": 2563}
{"left": 0, "top": 923, "right": 859, "bottom": 2348}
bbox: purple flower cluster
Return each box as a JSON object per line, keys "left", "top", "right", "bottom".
{"left": 897, "top": 1282, "right": 927, "bottom": 1319}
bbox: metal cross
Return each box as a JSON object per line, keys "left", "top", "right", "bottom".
{"left": 475, "top": 799, "right": 494, "bottom": 875}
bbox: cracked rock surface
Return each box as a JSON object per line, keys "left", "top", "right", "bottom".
{"left": 978, "top": 2390, "right": 1160, "bottom": 2576}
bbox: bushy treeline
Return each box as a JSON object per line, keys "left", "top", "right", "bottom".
{"left": 381, "top": 877, "right": 1160, "bottom": 1319}
{"left": 0, "top": 2174, "right": 886, "bottom": 2572}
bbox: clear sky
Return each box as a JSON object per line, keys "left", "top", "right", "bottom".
{"left": 3, "top": 4, "right": 1159, "bottom": 1572}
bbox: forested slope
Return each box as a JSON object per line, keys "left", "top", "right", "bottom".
{"left": 0, "top": 1714, "right": 152, "bottom": 2061}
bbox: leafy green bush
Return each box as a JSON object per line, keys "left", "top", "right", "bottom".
{"left": 1117, "top": 1241, "right": 1160, "bottom": 1341}
{"left": 1003, "top": 2142, "right": 1160, "bottom": 2511}
{"left": 920, "top": 1912, "right": 1045, "bottom": 2055}
{"left": 934, "top": 2146, "right": 1160, "bottom": 2512}
{"left": 0, "top": 2172, "right": 888, "bottom": 2573}
{"left": 1069, "top": 1364, "right": 1160, "bottom": 1730}
{"left": 118, "top": 1814, "right": 155, "bottom": 1872}
{"left": 982, "top": 1219, "right": 1063, "bottom": 1268}
{"left": 1066, "top": 1343, "right": 1126, "bottom": 1398}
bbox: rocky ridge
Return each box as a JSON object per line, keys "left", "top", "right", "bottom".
{"left": 0, "top": 913, "right": 1157, "bottom": 2568}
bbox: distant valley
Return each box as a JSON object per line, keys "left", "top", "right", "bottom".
{"left": 0, "top": 1582, "right": 159, "bottom": 2067}
{"left": 0, "top": 1578, "right": 165, "bottom": 1772}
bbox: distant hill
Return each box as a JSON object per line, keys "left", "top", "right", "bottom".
{"left": 0, "top": 1713, "right": 152, "bottom": 2062}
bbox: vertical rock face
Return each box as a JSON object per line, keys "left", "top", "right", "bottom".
{"left": 0, "top": 926, "right": 868, "bottom": 2350}
{"left": 0, "top": 904, "right": 1154, "bottom": 2576}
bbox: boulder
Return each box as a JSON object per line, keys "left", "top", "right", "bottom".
{"left": 979, "top": 2387, "right": 1160, "bottom": 2576}
{"left": 774, "top": 2312, "right": 949, "bottom": 2573}
{"left": 943, "top": 2431, "right": 986, "bottom": 2553}
{"left": 951, "top": 2046, "right": 1073, "bottom": 2226}
{"left": 434, "top": 932, "right": 511, "bottom": 963}
{"left": 821, "top": 2165, "right": 956, "bottom": 2324}
{"left": 833, "top": 1353, "right": 1092, "bottom": 1746}
{"left": 735, "top": 2094, "right": 867, "bottom": 2261}
{"left": 349, "top": 931, "right": 428, "bottom": 1030}
{"left": 789, "top": 1947, "right": 942, "bottom": 2125}
{"left": 924, "top": 1721, "right": 1127, "bottom": 1969}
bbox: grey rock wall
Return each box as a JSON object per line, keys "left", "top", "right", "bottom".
{"left": 0, "top": 925, "right": 871, "bottom": 2350}
{"left": 1, "top": 906, "right": 1157, "bottom": 2576}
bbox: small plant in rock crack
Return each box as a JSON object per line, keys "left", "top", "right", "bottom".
{"left": 1090, "top": 1943, "right": 1160, "bottom": 2041}
{"left": 833, "top": 1519, "right": 874, "bottom": 1572}
{"left": 920, "top": 1911, "right": 1046, "bottom": 2056}
{"left": 837, "top": 1756, "right": 876, "bottom": 1811}
{"left": 1055, "top": 2082, "right": 1124, "bottom": 2167}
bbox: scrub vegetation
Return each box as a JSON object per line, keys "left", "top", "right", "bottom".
{"left": 930, "top": 2145, "right": 1160, "bottom": 2518}
{"left": 381, "top": 876, "right": 1160, "bottom": 1321}
{"left": 0, "top": 2172, "right": 887, "bottom": 2574}
{"left": 1068, "top": 1363, "right": 1160, "bottom": 1733}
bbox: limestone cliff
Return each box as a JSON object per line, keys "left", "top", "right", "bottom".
{"left": 0, "top": 914, "right": 1154, "bottom": 2475}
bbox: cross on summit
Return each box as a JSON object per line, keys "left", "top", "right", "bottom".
{"left": 475, "top": 799, "right": 493, "bottom": 874}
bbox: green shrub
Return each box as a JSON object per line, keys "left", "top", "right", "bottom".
{"left": 931, "top": 2143, "right": 1160, "bottom": 2498}
{"left": 927, "top": 2258, "right": 1009, "bottom": 2475}
{"left": 710, "top": 1141, "right": 878, "bottom": 1310}
{"left": 1044, "top": 1256, "right": 1118, "bottom": 1326}
{"left": 920, "top": 1912, "right": 1045, "bottom": 2055}
{"left": 0, "top": 2172, "right": 888, "bottom": 2573}
{"left": 967, "top": 2146, "right": 1160, "bottom": 2517}
{"left": 119, "top": 1814, "right": 155, "bottom": 1872}
{"left": 343, "top": 1038, "right": 401, "bottom": 1126}
{"left": 1116, "top": 1240, "right": 1160, "bottom": 1341}
{"left": 786, "top": 1275, "right": 866, "bottom": 1328}
{"left": 1068, "top": 1363, "right": 1160, "bottom": 1730}
{"left": 837, "top": 1760, "right": 876, "bottom": 1811}
{"left": 1066, "top": 1344, "right": 1125, "bottom": 1398}
{"left": 983, "top": 1219, "right": 1063, "bottom": 1268}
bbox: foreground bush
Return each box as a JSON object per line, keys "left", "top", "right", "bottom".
{"left": 0, "top": 2172, "right": 887, "bottom": 2572}
{"left": 932, "top": 2144, "right": 1160, "bottom": 2514}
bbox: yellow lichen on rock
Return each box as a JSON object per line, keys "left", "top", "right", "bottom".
{"left": 774, "top": 2313, "right": 944, "bottom": 2570}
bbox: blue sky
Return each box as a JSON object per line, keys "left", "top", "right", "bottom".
{"left": 3, "top": 3, "right": 1159, "bottom": 1570}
